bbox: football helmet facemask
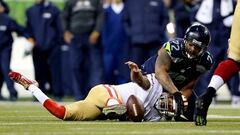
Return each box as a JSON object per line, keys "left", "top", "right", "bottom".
{"left": 154, "top": 92, "right": 188, "bottom": 120}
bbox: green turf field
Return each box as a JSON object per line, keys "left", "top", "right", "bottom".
{"left": 0, "top": 102, "right": 239, "bottom": 135}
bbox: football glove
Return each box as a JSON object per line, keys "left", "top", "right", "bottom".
{"left": 23, "top": 38, "right": 34, "bottom": 57}
{"left": 173, "top": 91, "right": 184, "bottom": 117}
{"left": 194, "top": 87, "right": 216, "bottom": 126}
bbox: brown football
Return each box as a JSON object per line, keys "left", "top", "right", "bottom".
{"left": 126, "top": 95, "right": 144, "bottom": 122}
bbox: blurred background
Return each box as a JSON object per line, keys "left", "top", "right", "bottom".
{"left": 0, "top": 0, "right": 236, "bottom": 105}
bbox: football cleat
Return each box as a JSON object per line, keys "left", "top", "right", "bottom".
{"left": 194, "top": 87, "right": 216, "bottom": 126}
{"left": 8, "top": 71, "right": 38, "bottom": 90}
{"left": 102, "top": 104, "right": 127, "bottom": 117}
{"left": 194, "top": 98, "right": 208, "bottom": 126}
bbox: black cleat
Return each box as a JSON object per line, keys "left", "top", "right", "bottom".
{"left": 194, "top": 98, "right": 207, "bottom": 126}
{"left": 194, "top": 87, "right": 216, "bottom": 126}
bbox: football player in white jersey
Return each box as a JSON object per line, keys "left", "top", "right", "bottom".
{"left": 9, "top": 61, "right": 189, "bottom": 121}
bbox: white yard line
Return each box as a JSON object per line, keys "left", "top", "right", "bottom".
{"left": 208, "top": 115, "right": 240, "bottom": 119}
{"left": 209, "top": 104, "right": 240, "bottom": 109}
{"left": 1, "top": 128, "right": 240, "bottom": 135}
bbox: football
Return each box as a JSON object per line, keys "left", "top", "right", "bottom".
{"left": 126, "top": 95, "right": 144, "bottom": 122}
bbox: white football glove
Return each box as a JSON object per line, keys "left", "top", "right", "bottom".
{"left": 23, "top": 38, "right": 34, "bottom": 57}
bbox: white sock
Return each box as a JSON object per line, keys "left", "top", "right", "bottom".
{"left": 208, "top": 75, "right": 224, "bottom": 91}
{"left": 28, "top": 85, "right": 49, "bottom": 104}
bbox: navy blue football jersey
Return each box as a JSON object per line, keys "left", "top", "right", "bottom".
{"left": 141, "top": 38, "right": 213, "bottom": 89}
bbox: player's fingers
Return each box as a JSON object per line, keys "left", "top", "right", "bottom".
{"left": 132, "top": 68, "right": 142, "bottom": 74}
{"left": 125, "top": 61, "right": 137, "bottom": 69}
{"left": 125, "top": 61, "right": 138, "bottom": 66}
{"left": 125, "top": 61, "right": 133, "bottom": 65}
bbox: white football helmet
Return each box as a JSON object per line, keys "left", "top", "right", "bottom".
{"left": 154, "top": 92, "right": 188, "bottom": 120}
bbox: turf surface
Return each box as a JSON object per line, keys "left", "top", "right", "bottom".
{"left": 0, "top": 102, "right": 239, "bottom": 135}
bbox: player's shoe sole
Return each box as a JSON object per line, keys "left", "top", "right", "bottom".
{"left": 8, "top": 71, "right": 38, "bottom": 89}
{"left": 194, "top": 99, "right": 207, "bottom": 126}
{"left": 102, "top": 104, "right": 127, "bottom": 116}
{"left": 195, "top": 115, "right": 207, "bottom": 126}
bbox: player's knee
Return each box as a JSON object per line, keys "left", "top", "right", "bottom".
{"left": 215, "top": 59, "right": 240, "bottom": 81}
{"left": 228, "top": 58, "right": 240, "bottom": 67}
{"left": 90, "top": 85, "right": 102, "bottom": 92}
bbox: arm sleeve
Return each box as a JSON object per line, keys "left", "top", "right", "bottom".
{"left": 123, "top": 3, "right": 131, "bottom": 36}
{"left": 61, "top": 0, "right": 72, "bottom": 31}
{"left": 93, "top": 1, "right": 104, "bottom": 33}
{"left": 25, "top": 10, "right": 34, "bottom": 38}
{"left": 52, "top": 7, "right": 64, "bottom": 44}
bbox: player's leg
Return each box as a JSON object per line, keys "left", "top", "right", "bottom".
{"left": 87, "top": 85, "right": 127, "bottom": 117}
{"left": 9, "top": 71, "right": 66, "bottom": 119}
{"left": 27, "top": 84, "right": 102, "bottom": 121}
{"left": 9, "top": 72, "right": 126, "bottom": 120}
{"left": 195, "top": 0, "right": 240, "bottom": 125}
{"left": 227, "top": 0, "right": 240, "bottom": 107}
{"left": 9, "top": 71, "right": 105, "bottom": 120}
{"left": 195, "top": 59, "right": 240, "bottom": 126}
{"left": 31, "top": 85, "right": 66, "bottom": 119}
{"left": 64, "top": 84, "right": 127, "bottom": 120}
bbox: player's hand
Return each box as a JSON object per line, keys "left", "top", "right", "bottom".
{"left": 23, "top": 38, "right": 34, "bottom": 57}
{"left": 173, "top": 91, "right": 184, "bottom": 117}
{"left": 64, "top": 31, "right": 73, "bottom": 44}
{"left": 125, "top": 61, "right": 143, "bottom": 82}
{"left": 89, "top": 31, "right": 100, "bottom": 45}
{"left": 194, "top": 87, "right": 216, "bottom": 126}
{"left": 125, "top": 61, "right": 141, "bottom": 73}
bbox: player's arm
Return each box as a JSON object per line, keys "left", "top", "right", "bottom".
{"left": 126, "top": 61, "right": 150, "bottom": 90}
{"left": 155, "top": 47, "right": 184, "bottom": 116}
{"left": 155, "top": 48, "right": 178, "bottom": 94}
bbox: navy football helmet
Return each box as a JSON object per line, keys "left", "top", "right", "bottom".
{"left": 184, "top": 23, "right": 211, "bottom": 55}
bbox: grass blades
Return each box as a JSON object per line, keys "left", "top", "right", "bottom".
{"left": 0, "top": 102, "right": 240, "bottom": 135}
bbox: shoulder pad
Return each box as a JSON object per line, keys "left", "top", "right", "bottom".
{"left": 198, "top": 51, "right": 214, "bottom": 70}
{"left": 163, "top": 39, "right": 184, "bottom": 59}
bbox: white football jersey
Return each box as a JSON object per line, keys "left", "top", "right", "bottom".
{"left": 114, "top": 73, "right": 163, "bottom": 121}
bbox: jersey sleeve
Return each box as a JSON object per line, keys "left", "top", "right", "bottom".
{"left": 141, "top": 55, "right": 158, "bottom": 75}
{"left": 197, "top": 52, "right": 214, "bottom": 73}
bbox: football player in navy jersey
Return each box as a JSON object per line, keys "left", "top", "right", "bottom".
{"left": 141, "top": 23, "right": 213, "bottom": 121}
